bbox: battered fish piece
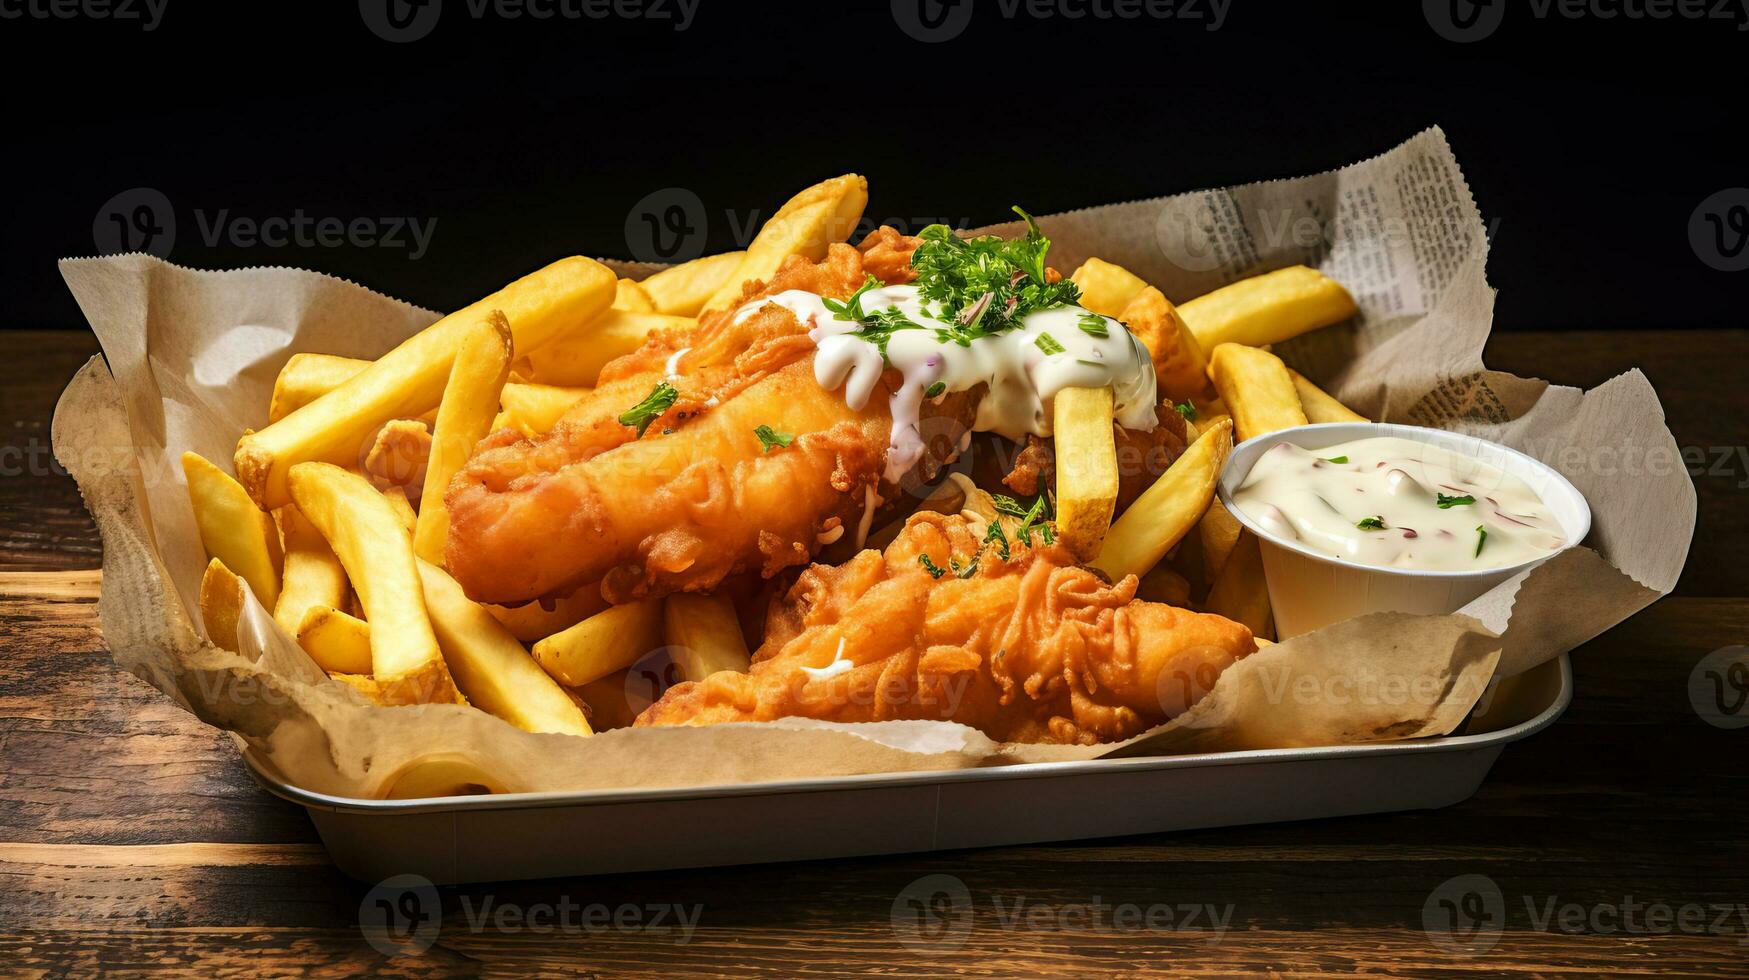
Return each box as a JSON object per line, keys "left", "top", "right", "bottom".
{"left": 444, "top": 234, "right": 957, "bottom": 605}
{"left": 636, "top": 512, "right": 1256, "bottom": 744}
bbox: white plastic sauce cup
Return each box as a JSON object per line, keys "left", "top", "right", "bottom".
{"left": 1216, "top": 422, "right": 1592, "bottom": 640}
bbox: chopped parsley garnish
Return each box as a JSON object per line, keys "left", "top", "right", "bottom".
{"left": 1436, "top": 492, "right": 1476, "bottom": 509}
{"left": 924, "top": 381, "right": 946, "bottom": 398}
{"left": 1077, "top": 312, "right": 1110, "bottom": 338}
{"left": 989, "top": 492, "right": 1055, "bottom": 546}
{"left": 905, "top": 207, "right": 1082, "bottom": 344}
{"left": 1475, "top": 525, "right": 1488, "bottom": 557}
{"left": 618, "top": 381, "right": 678, "bottom": 437}
{"left": 1016, "top": 493, "right": 1056, "bottom": 546}
{"left": 824, "top": 208, "right": 1081, "bottom": 359}
{"left": 991, "top": 494, "right": 1030, "bottom": 518}
{"left": 822, "top": 275, "right": 924, "bottom": 360}
{"left": 1174, "top": 402, "right": 1197, "bottom": 422}
{"left": 918, "top": 554, "right": 947, "bottom": 579}
{"left": 753, "top": 425, "right": 794, "bottom": 452}
{"left": 983, "top": 519, "right": 1011, "bottom": 560}
{"left": 1324, "top": 455, "right": 1349, "bottom": 464}
{"left": 951, "top": 555, "right": 979, "bottom": 579}
{"left": 1356, "top": 515, "right": 1387, "bottom": 530}
{"left": 1035, "top": 332, "right": 1065, "bottom": 356}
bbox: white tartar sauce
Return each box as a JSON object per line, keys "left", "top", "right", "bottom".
{"left": 1231, "top": 436, "right": 1567, "bottom": 571}
{"left": 734, "top": 284, "right": 1157, "bottom": 481}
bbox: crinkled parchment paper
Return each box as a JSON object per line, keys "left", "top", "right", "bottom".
{"left": 52, "top": 128, "right": 1693, "bottom": 797}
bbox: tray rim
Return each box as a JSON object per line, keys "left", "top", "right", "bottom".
{"left": 245, "top": 653, "right": 1571, "bottom": 817}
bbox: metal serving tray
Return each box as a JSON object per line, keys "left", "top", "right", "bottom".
{"left": 247, "top": 655, "right": 1571, "bottom": 884}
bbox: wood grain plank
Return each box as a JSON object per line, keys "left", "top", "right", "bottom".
{"left": 0, "top": 928, "right": 1743, "bottom": 978}
{"left": 0, "top": 332, "right": 103, "bottom": 571}
{"left": 0, "top": 569, "right": 312, "bottom": 846}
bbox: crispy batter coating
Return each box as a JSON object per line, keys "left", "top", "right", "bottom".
{"left": 444, "top": 232, "right": 969, "bottom": 605}
{"left": 635, "top": 512, "right": 1256, "bottom": 744}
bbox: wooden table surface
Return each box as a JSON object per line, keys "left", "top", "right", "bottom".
{"left": 2, "top": 329, "right": 1745, "bottom": 977}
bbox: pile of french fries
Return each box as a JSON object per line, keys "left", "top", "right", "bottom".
{"left": 182, "top": 178, "right": 870, "bottom": 735}
{"left": 1063, "top": 260, "right": 1366, "bottom": 639}
{"left": 187, "top": 263, "right": 725, "bottom": 735}
{"left": 180, "top": 170, "right": 1366, "bottom": 742}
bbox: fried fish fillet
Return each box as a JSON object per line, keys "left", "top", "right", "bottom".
{"left": 635, "top": 512, "right": 1257, "bottom": 744}
{"left": 444, "top": 232, "right": 970, "bottom": 605}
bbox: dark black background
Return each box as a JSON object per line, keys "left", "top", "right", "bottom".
{"left": 3, "top": 0, "right": 1742, "bottom": 331}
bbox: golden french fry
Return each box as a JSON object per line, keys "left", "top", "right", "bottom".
{"left": 415, "top": 313, "right": 513, "bottom": 566}
{"left": 662, "top": 593, "right": 751, "bottom": 681}
{"left": 417, "top": 560, "right": 591, "bottom": 736}
{"left": 700, "top": 174, "right": 868, "bottom": 315}
{"left": 288, "top": 462, "right": 455, "bottom": 704}
{"left": 1071, "top": 257, "right": 1150, "bottom": 318}
{"left": 238, "top": 256, "right": 615, "bottom": 509}
{"left": 1288, "top": 368, "right": 1368, "bottom": 423}
{"left": 1179, "top": 265, "right": 1357, "bottom": 351}
{"left": 1092, "top": 418, "right": 1233, "bottom": 583}
{"left": 1195, "top": 412, "right": 1232, "bottom": 441}
{"left": 273, "top": 507, "right": 348, "bottom": 640}
{"left": 613, "top": 278, "right": 657, "bottom": 313}
{"left": 296, "top": 604, "right": 374, "bottom": 675}
{"left": 274, "top": 352, "right": 560, "bottom": 433}
{"left": 198, "top": 558, "right": 247, "bottom": 653}
{"left": 493, "top": 382, "right": 590, "bottom": 437}
{"left": 531, "top": 598, "right": 664, "bottom": 688}
{"left": 1136, "top": 564, "right": 1193, "bottom": 608}
{"left": 640, "top": 250, "right": 746, "bottom": 317}
{"left": 271, "top": 353, "right": 371, "bottom": 423}
{"left": 327, "top": 671, "right": 389, "bottom": 705}
{"left": 515, "top": 311, "right": 695, "bottom": 387}
{"left": 182, "top": 452, "right": 282, "bottom": 608}
{"left": 1052, "top": 386, "right": 1120, "bottom": 562}
{"left": 1204, "top": 530, "right": 1273, "bottom": 640}
{"left": 362, "top": 418, "right": 431, "bottom": 493}
{"left": 1198, "top": 497, "right": 1244, "bottom": 584}
{"left": 381, "top": 485, "right": 418, "bottom": 536}
{"left": 1120, "top": 286, "right": 1208, "bottom": 402}
{"left": 487, "top": 585, "right": 609, "bottom": 643}
{"left": 1207, "top": 344, "right": 1309, "bottom": 443}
